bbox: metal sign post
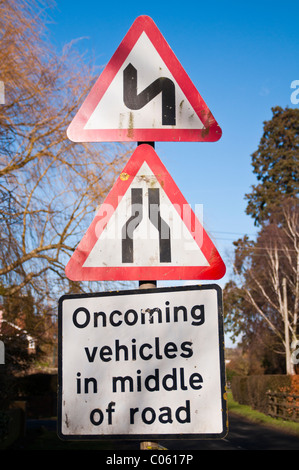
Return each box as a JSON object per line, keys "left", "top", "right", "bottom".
{"left": 139, "top": 278, "right": 157, "bottom": 450}
{"left": 138, "top": 126, "right": 158, "bottom": 442}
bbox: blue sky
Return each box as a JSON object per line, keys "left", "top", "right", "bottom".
{"left": 47, "top": 1, "right": 298, "bottom": 344}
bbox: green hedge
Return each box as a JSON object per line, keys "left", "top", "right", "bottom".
{"left": 231, "top": 375, "right": 294, "bottom": 414}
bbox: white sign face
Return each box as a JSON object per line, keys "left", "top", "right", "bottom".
{"left": 84, "top": 32, "right": 204, "bottom": 132}
{"left": 58, "top": 284, "right": 227, "bottom": 440}
{"left": 83, "top": 161, "right": 208, "bottom": 268}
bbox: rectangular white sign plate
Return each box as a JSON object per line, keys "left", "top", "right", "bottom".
{"left": 58, "top": 284, "right": 227, "bottom": 440}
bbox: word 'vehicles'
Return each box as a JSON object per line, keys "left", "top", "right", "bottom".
{"left": 84, "top": 336, "right": 193, "bottom": 363}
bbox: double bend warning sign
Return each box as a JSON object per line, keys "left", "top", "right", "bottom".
{"left": 67, "top": 15, "right": 222, "bottom": 143}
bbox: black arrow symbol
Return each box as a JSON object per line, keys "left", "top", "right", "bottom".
{"left": 122, "top": 188, "right": 143, "bottom": 263}
{"left": 148, "top": 188, "right": 171, "bottom": 263}
{"left": 123, "top": 63, "right": 176, "bottom": 125}
{"left": 121, "top": 187, "right": 171, "bottom": 264}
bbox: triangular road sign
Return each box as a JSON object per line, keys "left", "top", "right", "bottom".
{"left": 65, "top": 144, "right": 226, "bottom": 281}
{"left": 67, "top": 16, "right": 222, "bottom": 143}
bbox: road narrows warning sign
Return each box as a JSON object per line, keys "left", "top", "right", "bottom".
{"left": 67, "top": 15, "right": 222, "bottom": 143}
{"left": 65, "top": 144, "right": 226, "bottom": 281}
{"left": 58, "top": 284, "right": 227, "bottom": 440}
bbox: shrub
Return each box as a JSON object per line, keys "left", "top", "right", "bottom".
{"left": 231, "top": 375, "right": 298, "bottom": 414}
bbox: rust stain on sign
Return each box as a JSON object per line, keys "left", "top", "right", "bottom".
{"left": 127, "top": 112, "right": 134, "bottom": 139}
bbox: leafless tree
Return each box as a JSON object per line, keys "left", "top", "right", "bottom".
{"left": 229, "top": 200, "right": 299, "bottom": 374}
{"left": 0, "top": 0, "right": 133, "bottom": 311}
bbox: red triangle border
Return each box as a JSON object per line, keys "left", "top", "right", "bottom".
{"left": 67, "top": 16, "right": 222, "bottom": 143}
{"left": 65, "top": 144, "right": 226, "bottom": 281}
